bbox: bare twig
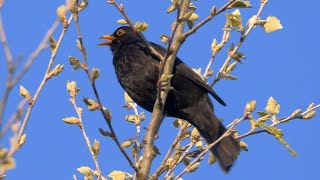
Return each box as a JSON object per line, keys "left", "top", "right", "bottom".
{"left": 182, "top": 0, "right": 238, "bottom": 39}
{"left": 152, "top": 122, "right": 189, "bottom": 178}
{"left": 210, "top": 0, "right": 269, "bottom": 87}
{"left": 0, "top": 10, "right": 14, "bottom": 127}
{"left": 237, "top": 103, "right": 320, "bottom": 139}
{"left": 174, "top": 116, "right": 246, "bottom": 180}
{"left": 72, "top": 6, "right": 138, "bottom": 172}
{"left": 108, "top": 0, "right": 164, "bottom": 61}
{"left": 0, "top": 100, "right": 27, "bottom": 138}
{"left": 69, "top": 96, "right": 101, "bottom": 175}
{"left": 0, "top": 16, "right": 74, "bottom": 176}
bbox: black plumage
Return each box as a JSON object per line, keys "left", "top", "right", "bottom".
{"left": 100, "top": 26, "right": 240, "bottom": 172}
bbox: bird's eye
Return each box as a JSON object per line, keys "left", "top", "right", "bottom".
{"left": 117, "top": 29, "right": 125, "bottom": 37}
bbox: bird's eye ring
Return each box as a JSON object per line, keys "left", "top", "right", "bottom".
{"left": 117, "top": 29, "right": 125, "bottom": 36}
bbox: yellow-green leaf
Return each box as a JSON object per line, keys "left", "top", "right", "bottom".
{"left": 117, "top": 19, "right": 127, "bottom": 25}
{"left": 77, "top": 166, "right": 93, "bottom": 175}
{"left": 228, "top": 1, "right": 252, "bottom": 9}
{"left": 226, "top": 9, "right": 242, "bottom": 27}
{"left": 265, "top": 96, "right": 280, "bottom": 114}
{"left": 262, "top": 16, "right": 283, "bottom": 33}
{"left": 108, "top": 170, "right": 126, "bottom": 180}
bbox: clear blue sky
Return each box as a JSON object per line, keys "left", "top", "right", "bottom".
{"left": 1, "top": 0, "right": 319, "bottom": 180}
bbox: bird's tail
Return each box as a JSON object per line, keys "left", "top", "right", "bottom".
{"left": 191, "top": 110, "right": 240, "bottom": 173}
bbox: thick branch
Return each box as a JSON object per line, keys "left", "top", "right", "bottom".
{"left": 137, "top": 1, "right": 190, "bottom": 179}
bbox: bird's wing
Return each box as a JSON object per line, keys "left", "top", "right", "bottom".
{"left": 149, "top": 42, "right": 226, "bottom": 106}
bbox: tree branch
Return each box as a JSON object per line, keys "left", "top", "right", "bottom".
{"left": 137, "top": 1, "right": 190, "bottom": 179}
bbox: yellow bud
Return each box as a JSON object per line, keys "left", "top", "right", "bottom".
{"left": 245, "top": 100, "right": 256, "bottom": 113}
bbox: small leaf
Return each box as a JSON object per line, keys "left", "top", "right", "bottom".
{"left": 135, "top": 21, "right": 148, "bottom": 32}
{"left": 50, "top": 64, "right": 64, "bottom": 76}
{"left": 228, "top": 1, "right": 252, "bottom": 9}
{"left": 121, "top": 140, "right": 132, "bottom": 148}
{"left": 124, "top": 92, "right": 133, "bottom": 104}
{"left": 245, "top": 100, "right": 256, "bottom": 113}
{"left": 18, "top": 134, "right": 27, "bottom": 147}
{"left": 181, "top": 131, "right": 191, "bottom": 140}
{"left": 195, "top": 141, "right": 203, "bottom": 149}
{"left": 117, "top": 19, "right": 127, "bottom": 25}
{"left": 49, "top": 36, "right": 57, "bottom": 53}
{"left": 191, "top": 128, "right": 200, "bottom": 143}
{"left": 56, "top": 5, "right": 67, "bottom": 23}
{"left": 68, "top": 56, "right": 82, "bottom": 70}
{"left": 99, "top": 128, "right": 113, "bottom": 137}
{"left": 167, "top": 4, "right": 177, "bottom": 13}
{"left": 208, "top": 153, "right": 216, "bottom": 165}
{"left": 260, "top": 16, "right": 283, "bottom": 33}
{"left": 108, "top": 171, "right": 126, "bottom": 180}
{"left": 186, "top": 162, "right": 200, "bottom": 172}
{"left": 77, "top": 166, "right": 93, "bottom": 175}
{"left": 257, "top": 111, "right": 269, "bottom": 117}
{"left": 19, "top": 85, "right": 32, "bottom": 103}
{"left": 91, "top": 139, "right": 100, "bottom": 157}
{"left": 160, "top": 34, "right": 170, "bottom": 44}
{"left": 265, "top": 97, "right": 280, "bottom": 114}
{"left": 173, "top": 119, "right": 180, "bottom": 128}
{"left": 91, "top": 68, "right": 100, "bottom": 80}
{"left": 226, "top": 9, "right": 242, "bottom": 27}
{"left": 220, "top": 72, "right": 238, "bottom": 80}
{"left": 103, "top": 107, "right": 112, "bottom": 121}
{"left": 62, "top": 116, "right": 81, "bottom": 125}
{"left": 188, "top": 13, "right": 199, "bottom": 22}
{"left": 153, "top": 145, "right": 161, "bottom": 155}
{"left": 302, "top": 111, "right": 316, "bottom": 120}
{"left": 125, "top": 115, "right": 138, "bottom": 123}
{"left": 83, "top": 97, "right": 100, "bottom": 111}
{"left": 239, "top": 141, "right": 248, "bottom": 151}
{"left": 225, "top": 61, "right": 237, "bottom": 73}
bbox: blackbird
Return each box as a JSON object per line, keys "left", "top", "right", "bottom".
{"left": 100, "top": 26, "right": 240, "bottom": 172}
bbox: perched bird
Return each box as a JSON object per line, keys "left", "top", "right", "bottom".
{"left": 100, "top": 26, "right": 240, "bottom": 172}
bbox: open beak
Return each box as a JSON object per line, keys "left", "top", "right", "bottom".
{"left": 98, "top": 35, "right": 116, "bottom": 46}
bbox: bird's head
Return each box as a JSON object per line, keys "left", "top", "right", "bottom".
{"left": 99, "top": 26, "right": 142, "bottom": 54}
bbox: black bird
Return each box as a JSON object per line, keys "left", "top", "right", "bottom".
{"left": 100, "top": 26, "right": 240, "bottom": 172}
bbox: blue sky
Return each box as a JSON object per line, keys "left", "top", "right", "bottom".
{"left": 1, "top": 0, "right": 319, "bottom": 180}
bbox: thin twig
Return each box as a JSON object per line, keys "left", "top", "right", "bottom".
{"left": 152, "top": 122, "right": 189, "bottom": 178}
{"left": 174, "top": 116, "right": 246, "bottom": 180}
{"left": 0, "top": 10, "right": 14, "bottom": 127}
{"left": 0, "top": 16, "right": 74, "bottom": 176}
{"left": 70, "top": 97, "right": 101, "bottom": 174}
{"left": 109, "top": 0, "right": 164, "bottom": 61}
{"left": 0, "top": 100, "right": 27, "bottom": 138}
{"left": 182, "top": 0, "right": 238, "bottom": 39}
{"left": 210, "top": 0, "right": 268, "bottom": 87}
{"left": 72, "top": 5, "right": 138, "bottom": 171}
{"left": 237, "top": 103, "right": 320, "bottom": 139}
{"left": 11, "top": 20, "right": 60, "bottom": 87}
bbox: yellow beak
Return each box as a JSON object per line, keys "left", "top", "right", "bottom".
{"left": 98, "top": 35, "right": 117, "bottom": 46}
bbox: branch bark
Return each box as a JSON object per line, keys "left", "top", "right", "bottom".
{"left": 137, "top": 1, "right": 190, "bottom": 179}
